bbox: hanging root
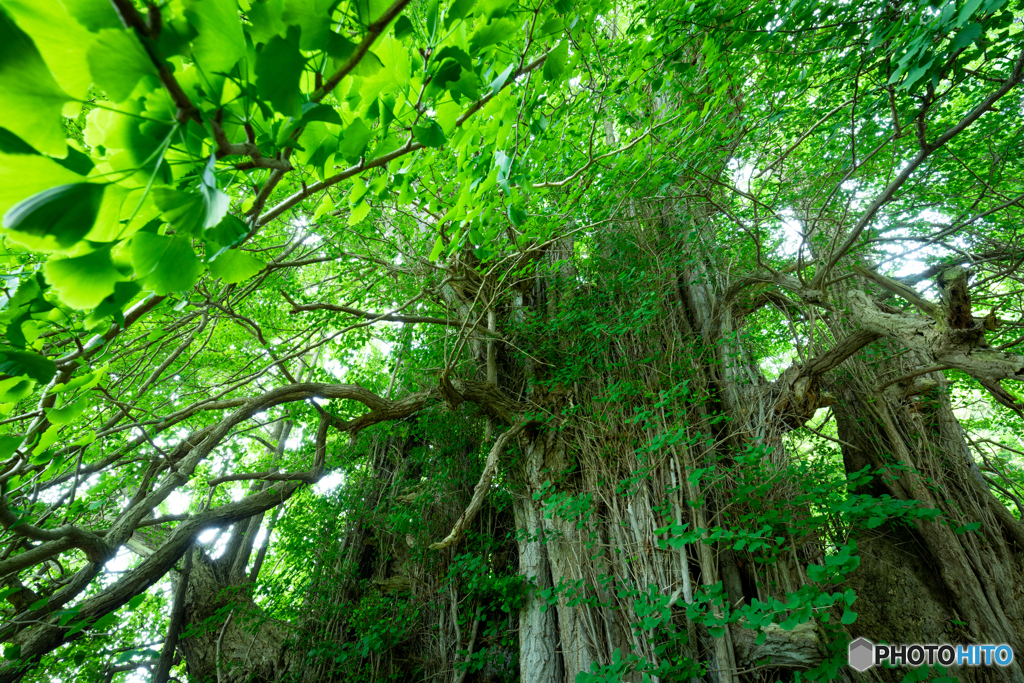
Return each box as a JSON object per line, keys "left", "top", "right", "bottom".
{"left": 430, "top": 423, "right": 526, "bottom": 550}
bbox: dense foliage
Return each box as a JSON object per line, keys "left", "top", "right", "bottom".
{"left": 1, "top": 0, "right": 1023, "bottom": 681}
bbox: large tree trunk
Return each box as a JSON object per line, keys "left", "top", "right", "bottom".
{"left": 502, "top": 227, "right": 827, "bottom": 683}
{"left": 833, "top": 365, "right": 1024, "bottom": 682}
{"left": 504, "top": 220, "right": 1024, "bottom": 682}
{"left": 177, "top": 551, "right": 295, "bottom": 683}
{"left": 514, "top": 492, "right": 564, "bottom": 683}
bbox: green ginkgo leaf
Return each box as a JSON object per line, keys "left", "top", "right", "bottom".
{"left": 183, "top": 0, "right": 246, "bottom": 74}
{"left": 43, "top": 247, "right": 128, "bottom": 310}
{"left": 949, "top": 23, "right": 982, "bottom": 52}
{"left": 87, "top": 28, "right": 158, "bottom": 102}
{"left": 256, "top": 26, "right": 305, "bottom": 116}
{"left": 301, "top": 103, "right": 343, "bottom": 126}
{"left": 3, "top": 183, "right": 106, "bottom": 251}
{"left": 0, "top": 436, "right": 23, "bottom": 459}
{"left": 0, "top": 348, "right": 55, "bottom": 384}
{"left": 209, "top": 249, "right": 266, "bottom": 284}
{"left": 153, "top": 188, "right": 205, "bottom": 237}
{"left": 153, "top": 176, "right": 228, "bottom": 238}
{"left": 540, "top": 17, "right": 563, "bottom": 35}
{"left": 543, "top": 40, "right": 569, "bottom": 81}
{"left": 62, "top": 0, "right": 121, "bottom": 32}
{"left": 431, "top": 60, "right": 462, "bottom": 92}
{"left": 0, "top": 11, "right": 71, "bottom": 157}
{"left": 489, "top": 63, "right": 515, "bottom": 95}
{"left": 130, "top": 233, "right": 204, "bottom": 295}
{"left": 435, "top": 46, "right": 472, "bottom": 69}
{"left": 446, "top": 0, "right": 476, "bottom": 27}
{"left": 0, "top": 153, "right": 84, "bottom": 217}
{"left": 0, "top": 376, "right": 34, "bottom": 403}
{"left": 199, "top": 156, "right": 230, "bottom": 229}
{"left": 348, "top": 200, "right": 371, "bottom": 226}
{"left": 393, "top": 15, "right": 414, "bottom": 38}
{"left": 507, "top": 205, "right": 527, "bottom": 228}
{"left": 312, "top": 195, "right": 335, "bottom": 222}
{"left": 352, "top": 0, "right": 390, "bottom": 25}
{"left": 85, "top": 281, "right": 143, "bottom": 330}
{"left": 206, "top": 214, "right": 249, "bottom": 249}
{"left": 338, "top": 119, "right": 373, "bottom": 162}
{"left": 0, "top": 0, "right": 95, "bottom": 99}
{"left": 469, "top": 18, "right": 515, "bottom": 54}
{"left": 413, "top": 120, "right": 446, "bottom": 148}
{"left": 283, "top": 0, "right": 334, "bottom": 50}
{"left": 48, "top": 396, "right": 89, "bottom": 425}
{"left": 428, "top": 233, "right": 444, "bottom": 261}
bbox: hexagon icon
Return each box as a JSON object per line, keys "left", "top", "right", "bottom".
{"left": 848, "top": 637, "right": 875, "bottom": 672}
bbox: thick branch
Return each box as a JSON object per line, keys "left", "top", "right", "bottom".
{"left": 0, "top": 384, "right": 425, "bottom": 583}
{"left": 936, "top": 266, "right": 973, "bottom": 329}
{"left": 851, "top": 264, "right": 943, "bottom": 322}
{"left": 773, "top": 330, "right": 881, "bottom": 428}
{"left": 0, "top": 482, "right": 306, "bottom": 681}
{"left": 848, "top": 290, "right": 1024, "bottom": 384}
{"left": 803, "top": 329, "right": 882, "bottom": 376}
{"left": 0, "top": 496, "right": 111, "bottom": 562}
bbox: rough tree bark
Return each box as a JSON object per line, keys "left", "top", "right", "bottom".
{"left": 175, "top": 551, "right": 295, "bottom": 683}
{"left": 833, "top": 365, "right": 1024, "bottom": 682}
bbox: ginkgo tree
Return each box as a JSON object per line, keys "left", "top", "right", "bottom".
{"left": 1, "top": 0, "right": 1024, "bottom": 681}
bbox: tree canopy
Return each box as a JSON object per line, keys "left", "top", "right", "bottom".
{"left": 1, "top": 0, "right": 1024, "bottom": 681}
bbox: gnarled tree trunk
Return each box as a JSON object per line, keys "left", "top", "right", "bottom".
{"left": 833, "top": 366, "right": 1024, "bottom": 682}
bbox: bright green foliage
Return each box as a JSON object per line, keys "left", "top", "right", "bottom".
{"left": 0, "top": 10, "right": 70, "bottom": 157}
{"left": 0, "top": 0, "right": 1023, "bottom": 681}
{"left": 42, "top": 247, "right": 127, "bottom": 310}
{"left": 86, "top": 29, "right": 156, "bottom": 102}
{"left": 3, "top": 183, "right": 106, "bottom": 250}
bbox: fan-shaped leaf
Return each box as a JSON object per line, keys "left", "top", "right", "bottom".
{"left": 209, "top": 249, "right": 266, "bottom": 284}
{"left": 3, "top": 183, "right": 106, "bottom": 251}
{"left": 0, "top": 348, "right": 54, "bottom": 384}
{"left": 43, "top": 247, "right": 128, "bottom": 310}
{"left": 256, "top": 26, "right": 305, "bottom": 116}
{"left": 87, "top": 28, "right": 157, "bottom": 102}
{"left": 130, "top": 233, "right": 204, "bottom": 295}
{"left": 0, "top": 11, "right": 70, "bottom": 156}
{"left": 183, "top": 0, "right": 246, "bottom": 74}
